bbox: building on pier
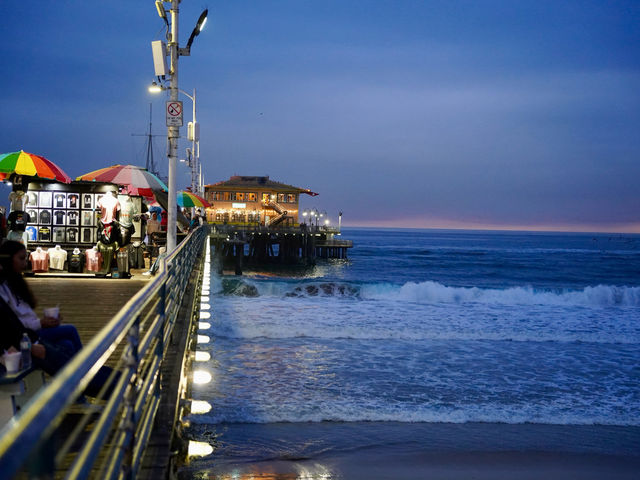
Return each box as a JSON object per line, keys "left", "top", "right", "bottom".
{"left": 204, "top": 175, "right": 318, "bottom": 227}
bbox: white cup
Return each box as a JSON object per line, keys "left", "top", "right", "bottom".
{"left": 44, "top": 306, "right": 59, "bottom": 319}
{"left": 3, "top": 352, "right": 22, "bottom": 373}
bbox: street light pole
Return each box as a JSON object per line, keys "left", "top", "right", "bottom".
{"left": 166, "top": 0, "right": 180, "bottom": 252}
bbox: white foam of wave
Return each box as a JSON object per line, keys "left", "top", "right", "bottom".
{"left": 361, "top": 281, "right": 640, "bottom": 307}
{"left": 190, "top": 403, "right": 640, "bottom": 427}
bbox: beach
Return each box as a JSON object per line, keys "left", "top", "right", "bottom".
{"left": 181, "top": 422, "right": 640, "bottom": 479}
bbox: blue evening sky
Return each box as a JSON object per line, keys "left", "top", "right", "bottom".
{"left": 2, "top": 1, "right": 639, "bottom": 232}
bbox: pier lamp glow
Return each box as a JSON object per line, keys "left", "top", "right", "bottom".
{"left": 187, "top": 440, "right": 213, "bottom": 457}
{"left": 192, "top": 369, "right": 212, "bottom": 384}
{"left": 190, "top": 400, "right": 212, "bottom": 414}
{"left": 194, "top": 351, "right": 211, "bottom": 362}
{"left": 197, "top": 334, "right": 210, "bottom": 344}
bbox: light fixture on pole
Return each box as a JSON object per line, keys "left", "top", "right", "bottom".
{"left": 150, "top": 2, "right": 208, "bottom": 251}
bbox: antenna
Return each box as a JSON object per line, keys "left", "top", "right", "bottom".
{"left": 131, "top": 103, "right": 163, "bottom": 175}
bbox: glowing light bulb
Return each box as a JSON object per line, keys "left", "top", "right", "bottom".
{"left": 193, "top": 370, "right": 212, "bottom": 384}
{"left": 194, "top": 351, "right": 210, "bottom": 362}
{"left": 190, "top": 400, "right": 212, "bottom": 414}
{"left": 187, "top": 440, "right": 213, "bottom": 457}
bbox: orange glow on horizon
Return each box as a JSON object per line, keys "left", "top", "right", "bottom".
{"left": 343, "top": 218, "right": 640, "bottom": 234}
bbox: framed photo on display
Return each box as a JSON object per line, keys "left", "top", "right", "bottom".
{"left": 53, "top": 227, "right": 66, "bottom": 243}
{"left": 27, "top": 192, "right": 38, "bottom": 207}
{"left": 39, "top": 226, "right": 51, "bottom": 242}
{"left": 26, "top": 209, "right": 38, "bottom": 224}
{"left": 82, "top": 193, "right": 94, "bottom": 209}
{"left": 53, "top": 192, "right": 66, "bottom": 209}
{"left": 67, "top": 193, "right": 80, "bottom": 209}
{"left": 66, "top": 227, "right": 79, "bottom": 243}
{"left": 67, "top": 211, "right": 79, "bottom": 226}
{"left": 39, "top": 209, "right": 52, "bottom": 225}
{"left": 53, "top": 210, "right": 66, "bottom": 226}
{"left": 81, "top": 227, "right": 94, "bottom": 243}
{"left": 26, "top": 226, "right": 38, "bottom": 242}
{"left": 39, "top": 191, "right": 52, "bottom": 208}
{"left": 81, "top": 210, "right": 94, "bottom": 226}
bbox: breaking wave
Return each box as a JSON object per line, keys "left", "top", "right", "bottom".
{"left": 220, "top": 278, "right": 640, "bottom": 307}
{"left": 362, "top": 281, "right": 640, "bottom": 307}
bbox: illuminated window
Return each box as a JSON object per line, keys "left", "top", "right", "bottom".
{"left": 288, "top": 194, "right": 297, "bottom": 203}
{"left": 277, "top": 193, "right": 286, "bottom": 203}
{"left": 246, "top": 192, "right": 257, "bottom": 202}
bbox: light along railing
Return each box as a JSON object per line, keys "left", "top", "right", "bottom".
{"left": 0, "top": 225, "right": 209, "bottom": 479}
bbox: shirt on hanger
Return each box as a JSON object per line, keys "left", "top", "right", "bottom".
{"left": 68, "top": 251, "right": 85, "bottom": 273}
{"left": 85, "top": 248, "right": 102, "bottom": 272}
{"left": 30, "top": 249, "right": 50, "bottom": 273}
{"left": 48, "top": 247, "right": 68, "bottom": 270}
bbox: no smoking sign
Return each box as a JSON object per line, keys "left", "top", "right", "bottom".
{"left": 166, "top": 100, "right": 183, "bottom": 127}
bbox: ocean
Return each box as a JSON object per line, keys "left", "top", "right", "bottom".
{"left": 180, "top": 228, "right": 640, "bottom": 479}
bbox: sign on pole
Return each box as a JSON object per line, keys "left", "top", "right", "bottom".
{"left": 166, "top": 101, "right": 183, "bottom": 127}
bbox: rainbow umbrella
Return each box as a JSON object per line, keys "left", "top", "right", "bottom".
{"left": 177, "top": 190, "right": 210, "bottom": 208}
{"left": 0, "top": 150, "right": 72, "bottom": 183}
{"left": 76, "top": 164, "right": 168, "bottom": 197}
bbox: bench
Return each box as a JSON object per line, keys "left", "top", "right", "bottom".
{"left": 0, "top": 366, "right": 46, "bottom": 425}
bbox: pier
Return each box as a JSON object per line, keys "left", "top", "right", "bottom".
{"left": 0, "top": 227, "right": 207, "bottom": 479}
{"left": 210, "top": 225, "right": 353, "bottom": 274}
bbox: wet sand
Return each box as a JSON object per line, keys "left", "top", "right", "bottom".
{"left": 180, "top": 422, "right": 640, "bottom": 479}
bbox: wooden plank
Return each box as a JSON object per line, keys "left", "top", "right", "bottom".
{"left": 28, "top": 275, "right": 150, "bottom": 345}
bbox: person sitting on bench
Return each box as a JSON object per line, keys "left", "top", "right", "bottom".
{"left": 0, "top": 241, "right": 115, "bottom": 397}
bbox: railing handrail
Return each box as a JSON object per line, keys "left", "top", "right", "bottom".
{"left": 0, "top": 225, "right": 209, "bottom": 479}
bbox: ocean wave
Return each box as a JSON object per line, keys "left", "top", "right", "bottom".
{"left": 218, "top": 276, "right": 640, "bottom": 307}
{"left": 361, "top": 281, "right": 640, "bottom": 307}
{"left": 189, "top": 406, "right": 640, "bottom": 427}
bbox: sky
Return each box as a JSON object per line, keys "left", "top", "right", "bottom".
{"left": 2, "top": 1, "right": 639, "bottom": 232}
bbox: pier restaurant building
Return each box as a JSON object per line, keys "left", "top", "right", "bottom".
{"left": 203, "top": 175, "right": 318, "bottom": 227}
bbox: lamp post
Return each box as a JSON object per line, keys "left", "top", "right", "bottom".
{"left": 151, "top": 1, "right": 207, "bottom": 251}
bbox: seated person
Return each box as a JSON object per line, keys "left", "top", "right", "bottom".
{"left": 0, "top": 241, "right": 81, "bottom": 354}
{"left": 0, "top": 241, "right": 114, "bottom": 397}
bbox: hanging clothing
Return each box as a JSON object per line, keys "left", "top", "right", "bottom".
{"left": 129, "top": 242, "right": 146, "bottom": 269}
{"left": 9, "top": 191, "right": 28, "bottom": 211}
{"left": 7, "top": 210, "right": 31, "bottom": 231}
{"left": 68, "top": 250, "right": 85, "bottom": 273}
{"left": 48, "top": 247, "right": 68, "bottom": 270}
{"left": 85, "top": 248, "right": 102, "bottom": 272}
{"left": 30, "top": 248, "right": 50, "bottom": 273}
{"left": 98, "top": 193, "right": 120, "bottom": 224}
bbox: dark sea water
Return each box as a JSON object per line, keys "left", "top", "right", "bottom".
{"left": 180, "top": 228, "right": 640, "bottom": 478}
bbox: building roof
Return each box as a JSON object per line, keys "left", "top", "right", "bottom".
{"left": 205, "top": 176, "right": 318, "bottom": 196}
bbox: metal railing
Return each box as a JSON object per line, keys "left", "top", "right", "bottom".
{"left": 0, "top": 226, "right": 208, "bottom": 479}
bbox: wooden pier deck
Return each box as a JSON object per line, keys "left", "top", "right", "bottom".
{"left": 28, "top": 272, "right": 151, "bottom": 347}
